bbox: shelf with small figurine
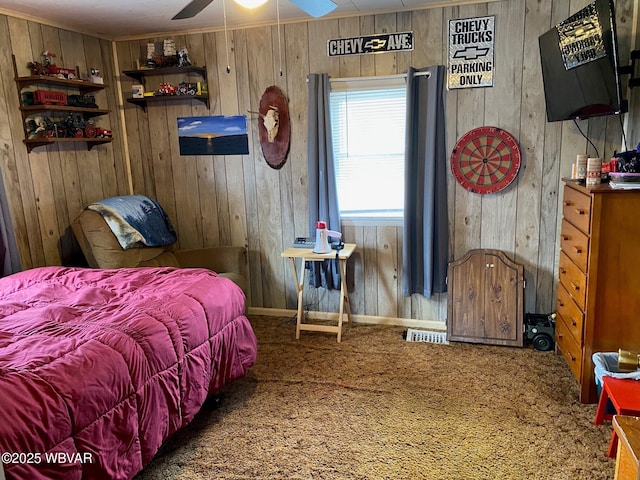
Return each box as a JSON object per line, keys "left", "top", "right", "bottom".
{"left": 15, "top": 75, "right": 107, "bottom": 95}
{"left": 122, "top": 41, "right": 209, "bottom": 111}
{"left": 23, "top": 113, "right": 112, "bottom": 153}
{"left": 23, "top": 137, "right": 112, "bottom": 153}
{"left": 13, "top": 53, "right": 113, "bottom": 153}
{"left": 125, "top": 81, "right": 209, "bottom": 110}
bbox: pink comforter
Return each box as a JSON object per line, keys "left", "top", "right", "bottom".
{"left": 0, "top": 266, "right": 257, "bottom": 480}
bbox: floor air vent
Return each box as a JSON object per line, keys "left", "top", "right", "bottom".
{"left": 404, "top": 328, "right": 449, "bottom": 344}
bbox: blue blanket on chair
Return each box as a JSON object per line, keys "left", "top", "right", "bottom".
{"left": 87, "top": 195, "right": 177, "bottom": 249}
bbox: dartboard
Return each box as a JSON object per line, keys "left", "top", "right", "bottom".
{"left": 450, "top": 126, "right": 522, "bottom": 194}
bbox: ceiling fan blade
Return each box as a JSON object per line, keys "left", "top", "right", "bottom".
{"left": 172, "top": 0, "right": 216, "bottom": 20}
{"left": 289, "top": 0, "right": 337, "bottom": 18}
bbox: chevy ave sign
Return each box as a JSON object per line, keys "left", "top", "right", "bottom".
{"left": 327, "top": 32, "right": 413, "bottom": 57}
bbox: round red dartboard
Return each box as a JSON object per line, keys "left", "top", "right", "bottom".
{"left": 450, "top": 126, "right": 522, "bottom": 194}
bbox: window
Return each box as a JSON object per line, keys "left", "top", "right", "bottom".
{"left": 329, "top": 77, "right": 407, "bottom": 220}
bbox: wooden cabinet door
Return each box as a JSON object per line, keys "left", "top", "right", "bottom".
{"left": 447, "top": 251, "right": 485, "bottom": 340}
{"left": 447, "top": 249, "right": 524, "bottom": 347}
{"left": 483, "top": 251, "right": 523, "bottom": 344}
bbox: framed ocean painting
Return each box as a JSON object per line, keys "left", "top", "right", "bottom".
{"left": 177, "top": 115, "right": 249, "bottom": 155}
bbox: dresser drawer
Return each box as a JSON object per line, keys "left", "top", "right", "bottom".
{"left": 556, "top": 315, "right": 582, "bottom": 381}
{"left": 558, "top": 251, "right": 587, "bottom": 310}
{"left": 557, "top": 284, "right": 584, "bottom": 345}
{"left": 562, "top": 186, "right": 591, "bottom": 234}
{"left": 560, "top": 219, "right": 589, "bottom": 272}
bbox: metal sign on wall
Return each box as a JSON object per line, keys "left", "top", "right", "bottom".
{"left": 557, "top": 2, "right": 605, "bottom": 70}
{"left": 448, "top": 16, "right": 495, "bottom": 89}
{"left": 327, "top": 32, "right": 413, "bottom": 57}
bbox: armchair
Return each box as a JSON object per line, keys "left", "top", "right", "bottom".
{"left": 71, "top": 206, "right": 248, "bottom": 296}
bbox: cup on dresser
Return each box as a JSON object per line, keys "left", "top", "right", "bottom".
{"left": 586, "top": 157, "right": 602, "bottom": 186}
{"left": 576, "top": 154, "right": 588, "bottom": 179}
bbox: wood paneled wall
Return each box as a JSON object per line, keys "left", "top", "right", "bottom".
{"left": 0, "top": 16, "right": 129, "bottom": 269}
{"left": 0, "top": 0, "right": 638, "bottom": 326}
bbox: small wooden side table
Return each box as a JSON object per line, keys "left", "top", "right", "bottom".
{"left": 613, "top": 415, "right": 640, "bottom": 480}
{"left": 281, "top": 243, "right": 356, "bottom": 342}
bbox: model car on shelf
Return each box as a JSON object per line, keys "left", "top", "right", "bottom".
{"left": 27, "top": 61, "right": 77, "bottom": 79}
{"left": 34, "top": 90, "right": 67, "bottom": 106}
{"left": 66, "top": 114, "right": 111, "bottom": 139}
{"left": 27, "top": 51, "right": 77, "bottom": 79}
{"left": 66, "top": 94, "right": 98, "bottom": 108}
{"left": 25, "top": 114, "right": 111, "bottom": 140}
{"left": 98, "top": 127, "right": 112, "bottom": 138}
{"left": 177, "top": 82, "right": 197, "bottom": 95}
{"left": 156, "top": 83, "right": 178, "bottom": 95}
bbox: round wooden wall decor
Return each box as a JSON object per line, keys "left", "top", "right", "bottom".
{"left": 450, "top": 126, "right": 522, "bottom": 194}
{"left": 258, "top": 85, "right": 290, "bottom": 170}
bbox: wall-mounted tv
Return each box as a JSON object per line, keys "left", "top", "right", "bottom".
{"left": 538, "top": 0, "right": 627, "bottom": 122}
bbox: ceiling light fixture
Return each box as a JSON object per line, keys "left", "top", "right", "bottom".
{"left": 233, "top": 0, "right": 268, "bottom": 8}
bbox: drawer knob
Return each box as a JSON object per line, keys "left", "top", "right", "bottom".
{"left": 571, "top": 320, "right": 577, "bottom": 327}
{"left": 562, "top": 235, "right": 570, "bottom": 241}
{"left": 575, "top": 208, "right": 586, "bottom": 215}
{"left": 560, "top": 268, "right": 566, "bottom": 275}
{"left": 573, "top": 246, "right": 583, "bottom": 254}
{"left": 571, "top": 282, "right": 580, "bottom": 291}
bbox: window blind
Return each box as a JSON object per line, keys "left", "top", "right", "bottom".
{"left": 329, "top": 85, "right": 407, "bottom": 218}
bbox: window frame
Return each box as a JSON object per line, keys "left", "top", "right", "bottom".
{"left": 329, "top": 75, "right": 407, "bottom": 226}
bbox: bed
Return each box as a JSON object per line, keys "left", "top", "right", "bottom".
{"left": 0, "top": 266, "right": 257, "bottom": 480}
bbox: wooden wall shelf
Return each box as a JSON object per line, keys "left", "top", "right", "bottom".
{"left": 20, "top": 105, "right": 110, "bottom": 118}
{"left": 122, "top": 66, "right": 206, "bottom": 82}
{"left": 12, "top": 55, "right": 113, "bottom": 153}
{"left": 122, "top": 65, "right": 208, "bottom": 110}
{"left": 24, "top": 137, "right": 112, "bottom": 153}
{"left": 14, "top": 75, "right": 107, "bottom": 95}
{"left": 126, "top": 95, "right": 208, "bottom": 111}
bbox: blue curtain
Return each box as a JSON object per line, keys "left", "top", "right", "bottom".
{"left": 0, "top": 167, "right": 20, "bottom": 276}
{"left": 402, "top": 66, "right": 449, "bottom": 297}
{"left": 307, "top": 73, "right": 341, "bottom": 289}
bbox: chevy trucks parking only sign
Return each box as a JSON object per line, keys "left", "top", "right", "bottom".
{"left": 557, "top": 2, "right": 606, "bottom": 70}
{"left": 448, "top": 16, "right": 495, "bottom": 89}
{"left": 327, "top": 32, "right": 413, "bottom": 57}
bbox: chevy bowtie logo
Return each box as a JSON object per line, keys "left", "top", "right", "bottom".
{"left": 453, "top": 46, "right": 490, "bottom": 61}
{"left": 363, "top": 38, "right": 387, "bottom": 50}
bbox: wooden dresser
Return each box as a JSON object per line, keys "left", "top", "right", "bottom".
{"left": 556, "top": 180, "right": 640, "bottom": 403}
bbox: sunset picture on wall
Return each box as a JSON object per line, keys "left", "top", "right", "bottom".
{"left": 177, "top": 115, "right": 249, "bottom": 156}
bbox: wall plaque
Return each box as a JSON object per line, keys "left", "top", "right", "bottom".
{"left": 557, "top": 1, "right": 605, "bottom": 70}
{"left": 448, "top": 15, "right": 495, "bottom": 89}
{"left": 327, "top": 32, "right": 413, "bottom": 57}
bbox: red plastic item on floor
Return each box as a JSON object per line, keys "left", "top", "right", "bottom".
{"left": 594, "top": 376, "right": 640, "bottom": 457}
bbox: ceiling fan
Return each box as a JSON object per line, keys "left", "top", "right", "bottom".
{"left": 172, "top": 0, "right": 337, "bottom": 20}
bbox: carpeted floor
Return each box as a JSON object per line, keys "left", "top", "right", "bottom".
{"left": 136, "top": 315, "right": 616, "bottom": 480}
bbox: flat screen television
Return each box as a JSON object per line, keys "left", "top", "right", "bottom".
{"left": 538, "top": 0, "right": 627, "bottom": 122}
